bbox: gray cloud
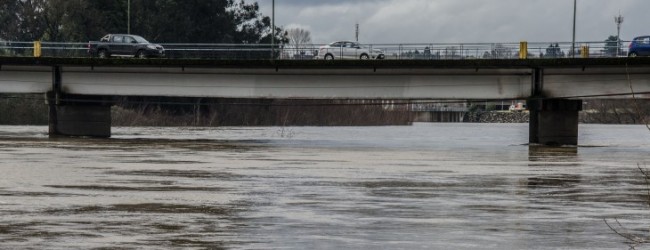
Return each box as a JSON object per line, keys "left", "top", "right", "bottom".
{"left": 259, "top": 0, "right": 648, "bottom": 44}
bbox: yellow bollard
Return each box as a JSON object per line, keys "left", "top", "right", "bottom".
{"left": 519, "top": 41, "right": 528, "bottom": 59}
{"left": 33, "top": 41, "right": 42, "bottom": 57}
{"left": 580, "top": 45, "right": 589, "bottom": 58}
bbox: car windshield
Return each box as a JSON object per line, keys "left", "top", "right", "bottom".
{"left": 132, "top": 35, "right": 150, "bottom": 43}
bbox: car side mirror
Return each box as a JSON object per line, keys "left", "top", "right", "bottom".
{"left": 131, "top": 40, "right": 138, "bottom": 44}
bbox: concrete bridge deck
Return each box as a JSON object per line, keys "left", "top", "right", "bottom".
{"left": 2, "top": 57, "right": 649, "bottom": 100}
{"left": 1, "top": 57, "right": 649, "bottom": 145}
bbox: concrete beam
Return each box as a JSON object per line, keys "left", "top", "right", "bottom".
{"left": 544, "top": 67, "right": 650, "bottom": 98}
{"left": 2, "top": 60, "right": 649, "bottom": 100}
{"left": 0, "top": 66, "right": 52, "bottom": 93}
{"left": 60, "top": 68, "right": 532, "bottom": 100}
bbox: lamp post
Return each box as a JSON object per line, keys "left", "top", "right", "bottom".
{"left": 127, "top": 0, "right": 131, "bottom": 34}
{"left": 355, "top": 23, "right": 359, "bottom": 42}
{"left": 271, "top": 0, "right": 275, "bottom": 59}
{"left": 571, "top": 0, "right": 576, "bottom": 58}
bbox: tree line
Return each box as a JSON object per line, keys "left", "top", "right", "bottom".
{"left": 0, "top": 0, "right": 283, "bottom": 43}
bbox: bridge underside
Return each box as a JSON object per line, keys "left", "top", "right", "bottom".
{"left": 1, "top": 57, "right": 649, "bottom": 145}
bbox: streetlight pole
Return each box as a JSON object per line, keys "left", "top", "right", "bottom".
{"left": 571, "top": 0, "right": 576, "bottom": 58}
{"left": 271, "top": 0, "right": 275, "bottom": 59}
{"left": 127, "top": 0, "right": 131, "bottom": 34}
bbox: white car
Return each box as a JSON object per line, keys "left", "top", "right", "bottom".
{"left": 318, "top": 41, "right": 385, "bottom": 60}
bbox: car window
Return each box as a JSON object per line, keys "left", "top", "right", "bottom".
{"left": 124, "top": 36, "right": 135, "bottom": 43}
{"left": 112, "top": 35, "right": 123, "bottom": 43}
{"left": 351, "top": 42, "right": 360, "bottom": 48}
{"left": 331, "top": 42, "right": 341, "bottom": 47}
{"left": 132, "top": 35, "right": 149, "bottom": 43}
{"left": 635, "top": 37, "right": 650, "bottom": 44}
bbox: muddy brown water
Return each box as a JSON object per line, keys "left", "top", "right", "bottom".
{"left": 0, "top": 123, "right": 649, "bottom": 249}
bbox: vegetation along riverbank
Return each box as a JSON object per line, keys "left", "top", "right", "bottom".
{"left": 1, "top": 95, "right": 647, "bottom": 126}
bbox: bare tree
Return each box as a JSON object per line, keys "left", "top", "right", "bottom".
{"left": 285, "top": 27, "right": 312, "bottom": 59}
{"left": 490, "top": 43, "right": 513, "bottom": 59}
{"left": 581, "top": 99, "right": 648, "bottom": 124}
{"left": 604, "top": 64, "right": 650, "bottom": 250}
{"left": 443, "top": 46, "right": 458, "bottom": 59}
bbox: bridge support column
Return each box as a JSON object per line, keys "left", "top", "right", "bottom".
{"left": 528, "top": 99, "right": 582, "bottom": 146}
{"left": 49, "top": 105, "right": 111, "bottom": 138}
{"left": 47, "top": 66, "right": 112, "bottom": 138}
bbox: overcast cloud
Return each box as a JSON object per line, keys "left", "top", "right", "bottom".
{"left": 259, "top": 0, "right": 648, "bottom": 44}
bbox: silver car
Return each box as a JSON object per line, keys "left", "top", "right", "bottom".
{"left": 318, "top": 41, "right": 385, "bottom": 60}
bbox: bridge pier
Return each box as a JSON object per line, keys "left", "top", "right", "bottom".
{"left": 47, "top": 66, "right": 112, "bottom": 138}
{"left": 49, "top": 104, "right": 112, "bottom": 138}
{"left": 528, "top": 99, "right": 582, "bottom": 146}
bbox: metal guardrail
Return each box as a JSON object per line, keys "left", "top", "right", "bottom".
{"left": 0, "top": 40, "right": 633, "bottom": 60}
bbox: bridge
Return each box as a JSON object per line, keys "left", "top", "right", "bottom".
{"left": 1, "top": 56, "right": 650, "bottom": 146}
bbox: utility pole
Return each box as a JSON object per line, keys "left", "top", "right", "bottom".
{"left": 571, "top": 0, "right": 577, "bottom": 58}
{"left": 614, "top": 12, "right": 624, "bottom": 57}
{"left": 271, "top": 0, "right": 275, "bottom": 59}
{"left": 127, "top": 0, "right": 131, "bottom": 34}
{"left": 355, "top": 23, "right": 359, "bottom": 42}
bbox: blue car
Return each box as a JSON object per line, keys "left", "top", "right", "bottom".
{"left": 629, "top": 36, "right": 650, "bottom": 57}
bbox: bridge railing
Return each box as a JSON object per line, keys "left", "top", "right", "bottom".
{"left": 0, "top": 41, "right": 35, "bottom": 57}
{"left": 525, "top": 41, "right": 631, "bottom": 58}
{"left": 0, "top": 40, "right": 633, "bottom": 60}
{"left": 163, "top": 43, "right": 278, "bottom": 59}
{"left": 367, "top": 41, "right": 631, "bottom": 60}
{"left": 368, "top": 43, "right": 522, "bottom": 60}
{"left": 41, "top": 42, "right": 91, "bottom": 58}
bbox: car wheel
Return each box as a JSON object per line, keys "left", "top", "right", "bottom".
{"left": 324, "top": 54, "right": 334, "bottom": 60}
{"left": 98, "top": 49, "right": 108, "bottom": 59}
{"left": 629, "top": 52, "right": 638, "bottom": 58}
{"left": 136, "top": 50, "right": 147, "bottom": 59}
{"left": 360, "top": 54, "right": 370, "bottom": 60}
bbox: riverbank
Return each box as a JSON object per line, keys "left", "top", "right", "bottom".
{"left": 464, "top": 108, "right": 648, "bottom": 125}
{"left": 2, "top": 95, "right": 647, "bottom": 126}
{"left": 464, "top": 111, "right": 529, "bottom": 123}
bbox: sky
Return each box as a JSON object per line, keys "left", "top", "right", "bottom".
{"left": 258, "top": 0, "right": 648, "bottom": 44}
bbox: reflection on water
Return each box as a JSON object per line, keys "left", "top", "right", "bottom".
{"left": 528, "top": 145, "right": 579, "bottom": 160}
{"left": 525, "top": 175, "right": 582, "bottom": 188}
{"left": 0, "top": 123, "right": 649, "bottom": 249}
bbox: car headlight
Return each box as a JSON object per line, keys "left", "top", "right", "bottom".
{"left": 373, "top": 49, "right": 384, "bottom": 54}
{"left": 147, "top": 44, "right": 157, "bottom": 49}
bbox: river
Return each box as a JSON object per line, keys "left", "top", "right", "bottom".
{"left": 1, "top": 123, "right": 649, "bottom": 249}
